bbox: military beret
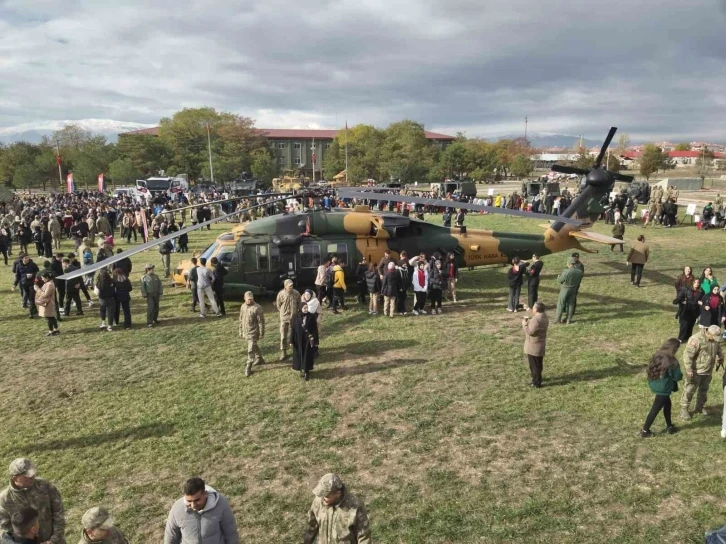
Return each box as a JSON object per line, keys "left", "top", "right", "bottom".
{"left": 313, "top": 473, "right": 343, "bottom": 497}
{"left": 9, "top": 458, "right": 36, "bottom": 477}
{"left": 82, "top": 507, "right": 115, "bottom": 530}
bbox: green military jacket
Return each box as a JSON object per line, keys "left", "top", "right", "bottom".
{"left": 0, "top": 479, "right": 65, "bottom": 544}
{"left": 303, "top": 488, "right": 371, "bottom": 544}
{"left": 239, "top": 303, "right": 265, "bottom": 340}
{"left": 612, "top": 223, "right": 625, "bottom": 237}
{"left": 140, "top": 273, "right": 163, "bottom": 297}
{"left": 78, "top": 527, "right": 129, "bottom": 544}
{"left": 557, "top": 267, "right": 583, "bottom": 290}
{"left": 683, "top": 330, "right": 724, "bottom": 375}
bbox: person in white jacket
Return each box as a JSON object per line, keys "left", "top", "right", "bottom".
{"left": 411, "top": 260, "right": 429, "bottom": 315}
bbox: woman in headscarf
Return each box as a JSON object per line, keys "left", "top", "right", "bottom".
{"left": 290, "top": 302, "right": 319, "bottom": 381}
{"left": 698, "top": 283, "right": 725, "bottom": 330}
{"left": 302, "top": 289, "right": 322, "bottom": 337}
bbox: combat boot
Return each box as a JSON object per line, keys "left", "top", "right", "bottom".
{"left": 280, "top": 350, "right": 287, "bottom": 361}
{"left": 680, "top": 408, "right": 691, "bottom": 420}
{"left": 245, "top": 365, "right": 252, "bottom": 377}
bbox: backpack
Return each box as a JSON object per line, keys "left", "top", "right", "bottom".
{"left": 706, "top": 526, "right": 726, "bottom": 543}
{"left": 83, "top": 249, "right": 93, "bottom": 265}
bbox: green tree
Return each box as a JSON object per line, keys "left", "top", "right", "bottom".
{"left": 492, "top": 138, "right": 531, "bottom": 178}
{"left": 116, "top": 134, "right": 172, "bottom": 176}
{"left": 250, "top": 149, "right": 278, "bottom": 184}
{"left": 381, "top": 120, "right": 434, "bottom": 183}
{"left": 324, "top": 124, "right": 386, "bottom": 183}
{"left": 108, "top": 158, "right": 142, "bottom": 186}
{"left": 510, "top": 154, "right": 533, "bottom": 178}
{"left": 573, "top": 148, "right": 593, "bottom": 170}
{"left": 13, "top": 163, "right": 41, "bottom": 190}
{"left": 615, "top": 133, "right": 631, "bottom": 155}
{"left": 0, "top": 142, "right": 40, "bottom": 187}
{"left": 639, "top": 144, "right": 667, "bottom": 180}
{"left": 674, "top": 143, "right": 691, "bottom": 151}
{"left": 695, "top": 147, "right": 715, "bottom": 181}
{"left": 440, "top": 141, "right": 470, "bottom": 178}
{"left": 604, "top": 152, "right": 621, "bottom": 172}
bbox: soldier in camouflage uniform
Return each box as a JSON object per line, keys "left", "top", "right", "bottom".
{"left": 643, "top": 198, "right": 658, "bottom": 227}
{"left": 303, "top": 474, "right": 371, "bottom": 544}
{"left": 680, "top": 324, "right": 724, "bottom": 420}
{"left": 78, "top": 507, "right": 128, "bottom": 544}
{"left": 0, "top": 458, "right": 65, "bottom": 544}
{"left": 239, "top": 291, "right": 266, "bottom": 377}
{"left": 555, "top": 258, "right": 584, "bottom": 324}
{"left": 274, "top": 279, "right": 301, "bottom": 361}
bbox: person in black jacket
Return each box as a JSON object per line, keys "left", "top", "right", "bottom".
{"left": 526, "top": 253, "right": 543, "bottom": 310}
{"left": 32, "top": 226, "right": 43, "bottom": 256}
{"left": 62, "top": 258, "right": 84, "bottom": 315}
{"left": 50, "top": 253, "right": 65, "bottom": 311}
{"left": 380, "top": 262, "right": 401, "bottom": 318}
{"left": 428, "top": 259, "right": 445, "bottom": 314}
{"left": 355, "top": 258, "right": 368, "bottom": 305}
{"left": 506, "top": 256, "right": 528, "bottom": 313}
{"left": 115, "top": 248, "right": 132, "bottom": 277}
{"left": 211, "top": 256, "right": 228, "bottom": 316}
{"left": 675, "top": 278, "right": 702, "bottom": 343}
{"left": 112, "top": 268, "right": 133, "bottom": 329}
{"left": 0, "top": 227, "right": 9, "bottom": 265}
{"left": 40, "top": 225, "right": 53, "bottom": 258}
{"left": 364, "top": 262, "right": 381, "bottom": 315}
{"left": 396, "top": 261, "right": 411, "bottom": 315}
{"left": 95, "top": 268, "right": 116, "bottom": 331}
{"left": 19, "top": 222, "right": 32, "bottom": 255}
{"left": 699, "top": 283, "right": 725, "bottom": 329}
{"left": 14, "top": 255, "right": 40, "bottom": 317}
{"left": 159, "top": 238, "right": 173, "bottom": 278}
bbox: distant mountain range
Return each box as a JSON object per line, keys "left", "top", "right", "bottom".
{"left": 0, "top": 119, "right": 155, "bottom": 144}
{"left": 491, "top": 132, "right": 601, "bottom": 149}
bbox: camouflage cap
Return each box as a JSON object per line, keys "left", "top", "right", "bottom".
{"left": 144, "top": 263, "right": 155, "bottom": 270}
{"left": 244, "top": 291, "right": 255, "bottom": 300}
{"left": 9, "top": 458, "right": 36, "bottom": 477}
{"left": 284, "top": 279, "right": 294, "bottom": 288}
{"left": 707, "top": 325, "right": 721, "bottom": 337}
{"left": 81, "top": 507, "right": 115, "bottom": 530}
{"left": 313, "top": 473, "right": 343, "bottom": 497}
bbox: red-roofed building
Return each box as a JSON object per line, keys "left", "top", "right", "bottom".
{"left": 119, "top": 126, "right": 455, "bottom": 177}
{"left": 620, "top": 150, "right": 725, "bottom": 168}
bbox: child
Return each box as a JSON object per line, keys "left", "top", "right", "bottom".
{"left": 641, "top": 338, "right": 682, "bottom": 437}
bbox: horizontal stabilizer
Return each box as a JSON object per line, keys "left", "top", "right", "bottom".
{"left": 569, "top": 231, "right": 628, "bottom": 245}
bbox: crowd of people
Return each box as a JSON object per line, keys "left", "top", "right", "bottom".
{"left": 0, "top": 458, "right": 370, "bottom": 543}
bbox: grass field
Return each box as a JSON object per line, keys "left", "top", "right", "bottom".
{"left": 0, "top": 211, "right": 724, "bottom": 543}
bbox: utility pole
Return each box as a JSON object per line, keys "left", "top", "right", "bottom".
{"left": 311, "top": 138, "right": 316, "bottom": 185}
{"left": 55, "top": 140, "right": 63, "bottom": 191}
{"left": 206, "top": 122, "right": 215, "bottom": 184}
{"left": 345, "top": 121, "right": 349, "bottom": 185}
{"left": 524, "top": 117, "right": 528, "bottom": 143}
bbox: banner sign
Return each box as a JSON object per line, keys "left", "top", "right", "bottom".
{"left": 98, "top": 174, "right": 106, "bottom": 193}
{"left": 66, "top": 173, "right": 75, "bottom": 193}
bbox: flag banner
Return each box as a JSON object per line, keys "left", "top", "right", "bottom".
{"left": 98, "top": 174, "right": 106, "bottom": 193}
{"left": 66, "top": 173, "right": 75, "bottom": 194}
{"left": 141, "top": 209, "right": 149, "bottom": 242}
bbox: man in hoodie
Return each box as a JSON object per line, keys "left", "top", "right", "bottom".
{"left": 331, "top": 258, "right": 347, "bottom": 314}
{"left": 303, "top": 473, "right": 371, "bottom": 544}
{"left": 196, "top": 258, "right": 221, "bottom": 318}
{"left": 0, "top": 459, "right": 65, "bottom": 544}
{"left": 78, "top": 507, "right": 128, "bottom": 544}
{"left": 2, "top": 507, "right": 40, "bottom": 544}
{"left": 275, "top": 279, "right": 302, "bottom": 361}
{"left": 164, "top": 477, "right": 239, "bottom": 544}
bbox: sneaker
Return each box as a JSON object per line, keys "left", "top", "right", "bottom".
{"left": 199, "top": 314, "right": 206, "bottom": 318}
{"left": 680, "top": 409, "right": 691, "bottom": 420}
{"left": 99, "top": 322, "right": 106, "bottom": 329}
{"left": 148, "top": 323, "right": 154, "bottom": 328}
{"left": 695, "top": 408, "right": 709, "bottom": 416}
{"left": 420, "top": 309, "right": 427, "bottom": 315}
{"left": 666, "top": 425, "right": 678, "bottom": 435}
{"left": 640, "top": 429, "right": 653, "bottom": 438}
{"left": 45, "top": 331, "right": 54, "bottom": 337}
{"left": 106, "top": 326, "right": 113, "bottom": 332}
{"left": 412, "top": 310, "right": 419, "bottom": 315}
{"left": 245, "top": 367, "right": 252, "bottom": 377}
{"left": 453, "top": 297, "right": 457, "bottom": 303}
{"left": 215, "top": 313, "right": 223, "bottom": 317}
{"left": 506, "top": 308, "right": 514, "bottom": 312}
{"left": 402, "top": 312, "right": 407, "bottom": 316}
{"left": 88, "top": 300, "right": 94, "bottom": 307}
{"left": 51, "top": 330, "right": 60, "bottom": 336}
{"left": 720, "top": 430, "right": 726, "bottom": 439}
{"left": 437, "top": 308, "right": 443, "bottom": 314}
{"left": 59, "top": 308, "right": 66, "bottom": 315}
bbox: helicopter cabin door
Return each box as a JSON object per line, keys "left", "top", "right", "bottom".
{"left": 214, "top": 245, "right": 241, "bottom": 296}
{"left": 241, "top": 242, "right": 271, "bottom": 294}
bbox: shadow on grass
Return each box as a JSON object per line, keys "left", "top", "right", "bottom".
{"left": 313, "top": 358, "right": 429, "bottom": 380}
{"left": 319, "top": 339, "right": 417, "bottom": 358}
{"left": 545, "top": 359, "right": 645, "bottom": 387}
{"left": 680, "top": 405, "right": 724, "bottom": 431}
{"left": 25, "top": 422, "right": 175, "bottom": 452}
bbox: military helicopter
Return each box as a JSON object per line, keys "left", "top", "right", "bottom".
{"left": 59, "top": 128, "right": 632, "bottom": 296}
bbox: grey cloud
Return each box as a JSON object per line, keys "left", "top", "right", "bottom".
{"left": 0, "top": 0, "right": 725, "bottom": 141}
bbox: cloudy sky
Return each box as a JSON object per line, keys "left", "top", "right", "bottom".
{"left": 1, "top": 0, "right": 725, "bottom": 141}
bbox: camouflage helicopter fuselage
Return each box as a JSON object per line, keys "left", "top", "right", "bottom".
{"left": 172, "top": 175, "right": 616, "bottom": 297}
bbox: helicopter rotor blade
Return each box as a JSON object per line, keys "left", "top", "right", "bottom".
{"left": 337, "top": 190, "right": 584, "bottom": 226}
{"left": 594, "top": 127, "right": 617, "bottom": 169}
{"left": 168, "top": 192, "right": 298, "bottom": 214}
{"left": 613, "top": 173, "right": 634, "bottom": 182}
{"left": 56, "top": 192, "right": 320, "bottom": 281}
{"left": 551, "top": 165, "right": 589, "bottom": 176}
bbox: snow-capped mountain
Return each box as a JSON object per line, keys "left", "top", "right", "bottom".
{"left": 0, "top": 119, "right": 156, "bottom": 144}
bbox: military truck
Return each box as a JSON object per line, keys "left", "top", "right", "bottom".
{"left": 521, "top": 180, "right": 560, "bottom": 202}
